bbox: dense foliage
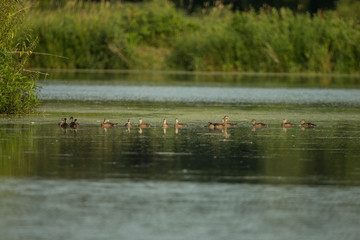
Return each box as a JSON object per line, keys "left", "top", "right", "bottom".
{"left": 0, "top": 0, "right": 39, "bottom": 114}
{"left": 29, "top": 0, "right": 339, "bottom": 13}
{"left": 22, "top": 0, "right": 360, "bottom": 73}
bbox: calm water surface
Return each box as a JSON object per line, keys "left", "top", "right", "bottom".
{"left": 1, "top": 72, "right": 360, "bottom": 240}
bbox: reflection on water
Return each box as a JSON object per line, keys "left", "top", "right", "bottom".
{"left": 1, "top": 123, "right": 359, "bottom": 185}
{"left": 40, "top": 69, "right": 360, "bottom": 89}
{"left": 1, "top": 178, "right": 359, "bottom": 240}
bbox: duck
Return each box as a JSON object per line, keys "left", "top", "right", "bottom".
{"left": 281, "top": 119, "right": 295, "bottom": 127}
{"left": 224, "top": 115, "right": 237, "bottom": 127}
{"left": 124, "top": 119, "right": 132, "bottom": 128}
{"left": 175, "top": 118, "right": 188, "bottom": 128}
{"left": 58, "top": 118, "right": 68, "bottom": 128}
{"left": 214, "top": 118, "right": 228, "bottom": 129}
{"left": 138, "top": 118, "right": 151, "bottom": 128}
{"left": 101, "top": 118, "right": 118, "bottom": 128}
{"left": 206, "top": 116, "right": 229, "bottom": 129}
{"left": 70, "top": 118, "right": 79, "bottom": 129}
{"left": 69, "top": 117, "right": 79, "bottom": 129}
{"left": 162, "top": 119, "right": 170, "bottom": 128}
{"left": 252, "top": 119, "right": 268, "bottom": 128}
{"left": 300, "top": 119, "right": 316, "bottom": 128}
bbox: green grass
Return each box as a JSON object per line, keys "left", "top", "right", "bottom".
{"left": 0, "top": 0, "right": 39, "bottom": 114}
{"left": 22, "top": 0, "right": 360, "bottom": 73}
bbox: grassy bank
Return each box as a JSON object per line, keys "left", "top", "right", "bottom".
{"left": 23, "top": 0, "right": 360, "bottom": 73}
{"left": 0, "top": 0, "right": 39, "bottom": 114}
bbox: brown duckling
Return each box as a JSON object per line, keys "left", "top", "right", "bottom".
{"left": 124, "top": 119, "right": 132, "bottom": 128}
{"left": 70, "top": 118, "right": 79, "bottom": 129}
{"left": 101, "top": 118, "right": 118, "bottom": 128}
{"left": 300, "top": 119, "right": 316, "bottom": 128}
{"left": 223, "top": 116, "right": 237, "bottom": 127}
{"left": 206, "top": 116, "right": 228, "bottom": 129}
{"left": 175, "top": 118, "right": 188, "bottom": 128}
{"left": 281, "top": 119, "right": 295, "bottom": 127}
{"left": 69, "top": 117, "right": 79, "bottom": 129}
{"left": 214, "top": 118, "right": 228, "bottom": 129}
{"left": 138, "top": 118, "right": 151, "bottom": 128}
{"left": 162, "top": 119, "right": 170, "bottom": 128}
{"left": 252, "top": 119, "right": 268, "bottom": 128}
{"left": 58, "top": 118, "right": 68, "bottom": 128}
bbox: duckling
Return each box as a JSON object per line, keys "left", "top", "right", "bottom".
{"left": 69, "top": 117, "right": 79, "bottom": 129}
{"left": 252, "top": 119, "right": 268, "bottom": 128}
{"left": 58, "top": 118, "right": 68, "bottom": 128}
{"left": 162, "top": 119, "right": 170, "bottom": 128}
{"left": 124, "top": 119, "right": 132, "bottom": 128}
{"left": 101, "top": 118, "right": 118, "bottom": 128}
{"left": 70, "top": 118, "right": 79, "bottom": 129}
{"left": 214, "top": 118, "right": 228, "bottom": 129}
{"left": 206, "top": 116, "right": 228, "bottom": 129}
{"left": 175, "top": 118, "right": 188, "bottom": 128}
{"left": 223, "top": 116, "right": 237, "bottom": 127}
{"left": 138, "top": 118, "right": 151, "bottom": 128}
{"left": 281, "top": 119, "right": 295, "bottom": 127}
{"left": 300, "top": 119, "right": 316, "bottom": 128}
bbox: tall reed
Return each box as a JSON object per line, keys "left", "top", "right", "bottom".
{"left": 170, "top": 7, "right": 360, "bottom": 73}
{"left": 23, "top": 0, "right": 360, "bottom": 73}
{"left": 0, "top": 0, "right": 39, "bottom": 114}
{"left": 24, "top": 0, "right": 190, "bottom": 69}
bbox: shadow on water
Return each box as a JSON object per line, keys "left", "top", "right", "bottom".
{"left": 1, "top": 123, "right": 359, "bottom": 185}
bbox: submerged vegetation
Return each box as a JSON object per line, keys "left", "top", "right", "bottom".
{"left": 23, "top": 0, "right": 360, "bottom": 73}
{"left": 0, "top": 0, "right": 39, "bottom": 114}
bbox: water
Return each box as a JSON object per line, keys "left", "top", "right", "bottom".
{"left": 1, "top": 179, "right": 359, "bottom": 240}
{"left": 1, "top": 124, "right": 360, "bottom": 184}
{"left": 1, "top": 72, "right": 360, "bottom": 239}
{"left": 40, "top": 84, "right": 360, "bottom": 104}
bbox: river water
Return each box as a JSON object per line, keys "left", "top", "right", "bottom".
{"left": 1, "top": 71, "right": 360, "bottom": 239}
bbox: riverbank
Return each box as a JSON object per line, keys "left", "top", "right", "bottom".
{"left": 22, "top": 0, "right": 360, "bottom": 73}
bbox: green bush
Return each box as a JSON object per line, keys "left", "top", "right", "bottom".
{"left": 169, "top": 7, "right": 360, "bottom": 73}
{"left": 24, "top": 0, "right": 192, "bottom": 69}
{"left": 0, "top": 0, "right": 39, "bottom": 114}
{"left": 22, "top": 0, "right": 360, "bottom": 73}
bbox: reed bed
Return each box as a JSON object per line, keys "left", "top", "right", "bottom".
{"left": 1, "top": 0, "right": 39, "bottom": 114}
{"left": 22, "top": 0, "right": 360, "bottom": 73}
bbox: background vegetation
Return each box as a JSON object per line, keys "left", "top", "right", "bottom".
{"left": 0, "top": 0, "right": 39, "bottom": 114}
{"left": 22, "top": 0, "right": 360, "bottom": 73}
{"left": 28, "top": 0, "right": 341, "bottom": 13}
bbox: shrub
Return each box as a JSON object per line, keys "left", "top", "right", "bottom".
{"left": 0, "top": 0, "right": 39, "bottom": 114}
{"left": 21, "top": 1, "right": 360, "bottom": 73}
{"left": 169, "top": 7, "right": 360, "bottom": 73}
